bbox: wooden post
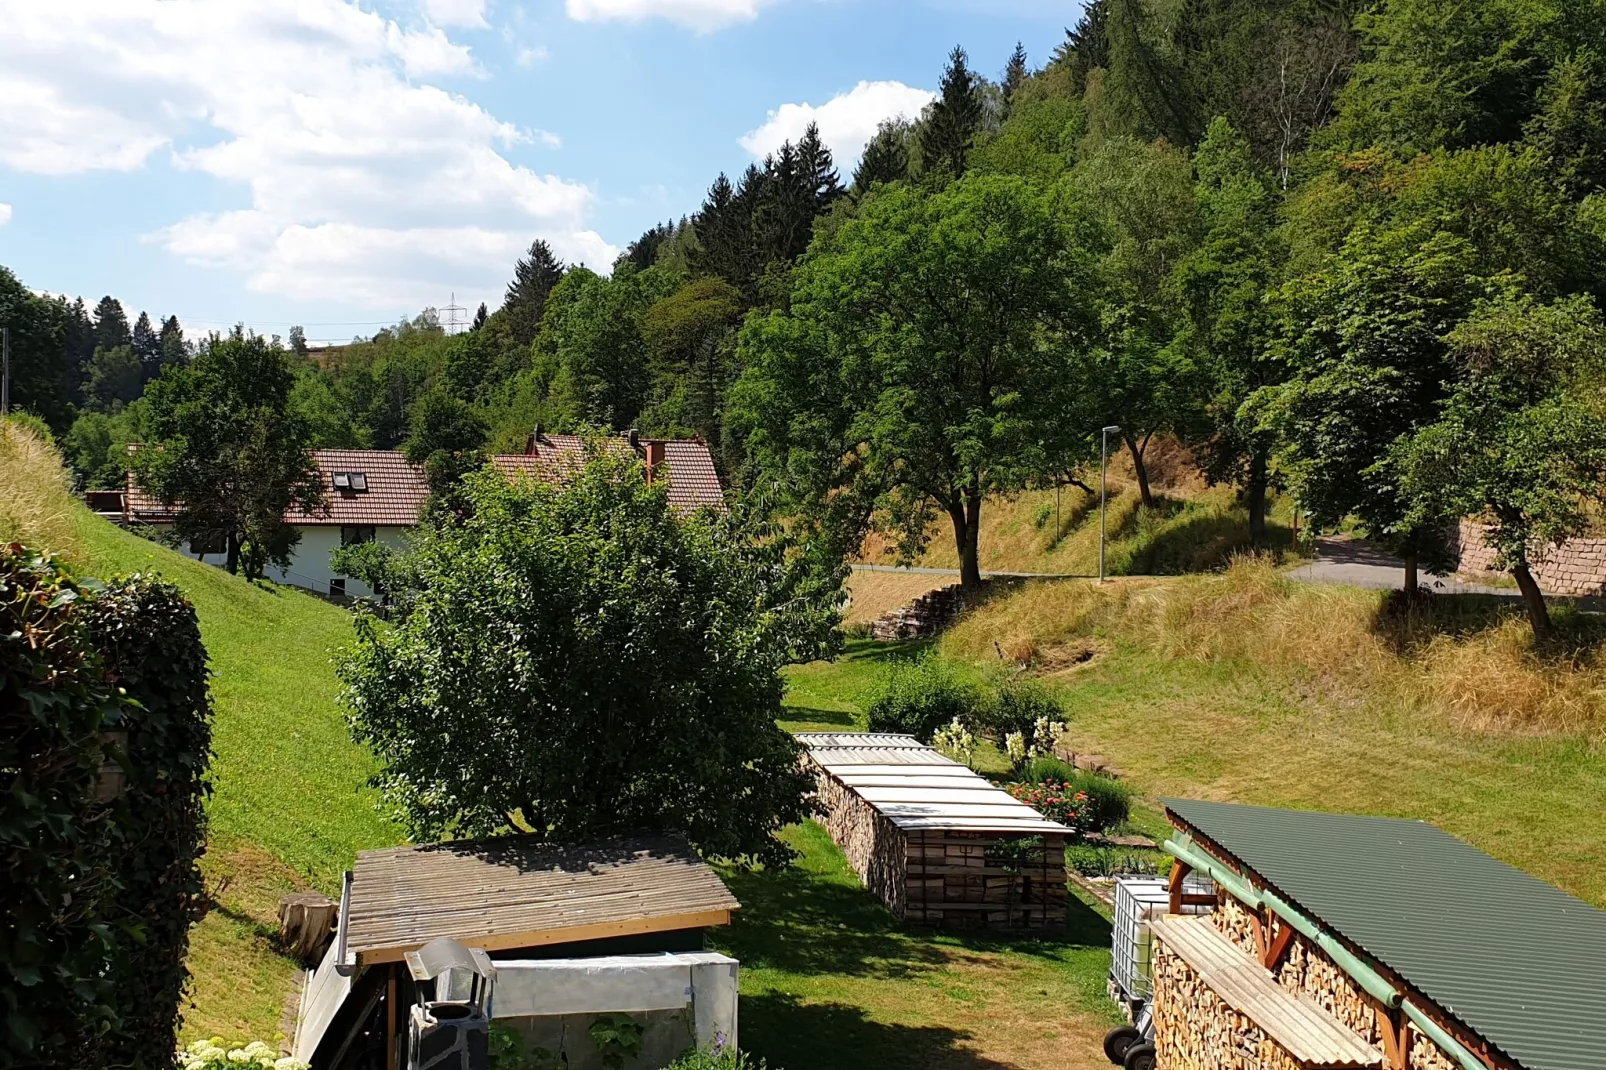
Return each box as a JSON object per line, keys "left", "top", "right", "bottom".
{"left": 1168, "top": 860, "right": 1191, "bottom": 915}
{"left": 1378, "top": 1006, "right": 1411, "bottom": 1070}
{"left": 386, "top": 965, "right": 398, "bottom": 1070}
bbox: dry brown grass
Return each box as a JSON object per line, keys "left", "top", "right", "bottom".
{"left": 942, "top": 558, "right": 1606, "bottom": 737}
{"left": 0, "top": 419, "right": 85, "bottom": 562}
{"left": 841, "top": 570, "right": 952, "bottom": 625}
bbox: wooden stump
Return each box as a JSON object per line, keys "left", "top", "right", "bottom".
{"left": 279, "top": 893, "right": 337, "bottom": 964}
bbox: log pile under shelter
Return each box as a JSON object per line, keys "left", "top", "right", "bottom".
{"left": 1149, "top": 798, "right": 1606, "bottom": 1070}
{"left": 797, "top": 733, "right": 1070, "bottom": 931}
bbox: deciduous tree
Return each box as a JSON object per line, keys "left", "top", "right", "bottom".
{"left": 338, "top": 448, "right": 816, "bottom": 865}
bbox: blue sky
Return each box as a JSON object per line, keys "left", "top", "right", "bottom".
{"left": 0, "top": 0, "right": 1075, "bottom": 345}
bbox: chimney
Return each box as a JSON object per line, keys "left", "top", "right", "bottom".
{"left": 644, "top": 440, "right": 666, "bottom": 484}
{"left": 626, "top": 428, "right": 641, "bottom": 451}
{"left": 525, "top": 424, "right": 544, "bottom": 456}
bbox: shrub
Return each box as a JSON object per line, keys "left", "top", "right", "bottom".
{"left": 1, "top": 547, "right": 213, "bottom": 1067}
{"left": 1022, "top": 755, "right": 1079, "bottom": 784}
{"left": 1068, "top": 770, "right": 1131, "bottom": 832}
{"left": 178, "top": 1038, "right": 306, "bottom": 1070}
{"left": 668, "top": 1046, "right": 776, "bottom": 1069}
{"left": 866, "top": 655, "right": 976, "bottom": 741}
{"left": 1006, "top": 781, "right": 1093, "bottom": 830}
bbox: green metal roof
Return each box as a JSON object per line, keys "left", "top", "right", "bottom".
{"left": 1163, "top": 798, "right": 1606, "bottom": 1070}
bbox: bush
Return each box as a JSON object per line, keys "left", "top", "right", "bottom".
{"left": 668, "top": 1047, "right": 776, "bottom": 1069}
{"left": 0, "top": 547, "right": 213, "bottom": 1067}
{"left": 1022, "top": 754, "right": 1079, "bottom": 783}
{"left": 1068, "top": 770, "right": 1132, "bottom": 833}
{"left": 866, "top": 655, "right": 977, "bottom": 741}
{"left": 179, "top": 1038, "right": 306, "bottom": 1070}
{"left": 1006, "top": 780, "right": 1093, "bottom": 829}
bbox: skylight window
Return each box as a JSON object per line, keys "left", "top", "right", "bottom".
{"left": 332, "top": 471, "right": 369, "bottom": 492}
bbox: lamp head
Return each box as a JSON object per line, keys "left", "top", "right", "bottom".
{"left": 1102, "top": 425, "right": 1121, "bottom": 434}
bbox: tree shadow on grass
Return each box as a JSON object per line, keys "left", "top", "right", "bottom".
{"left": 778, "top": 706, "right": 858, "bottom": 728}
{"left": 740, "top": 993, "right": 1023, "bottom": 1070}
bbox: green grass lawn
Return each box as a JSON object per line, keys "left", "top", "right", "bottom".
{"left": 714, "top": 823, "right": 1117, "bottom": 1070}
{"left": 75, "top": 510, "right": 403, "bottom": 1041}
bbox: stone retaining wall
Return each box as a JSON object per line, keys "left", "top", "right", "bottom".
{"left": 1455, "top": 520, "right": 1606, "bottom": 596}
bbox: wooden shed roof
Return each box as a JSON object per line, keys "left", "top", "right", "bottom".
{"left": 797, "top": 733, "right": 1070, "bottom": 835}
{"left": 342, "top": 833, "right": 738, "bottom": 967}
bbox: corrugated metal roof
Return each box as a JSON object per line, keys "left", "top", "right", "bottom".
{"left": 344, "top": 833, "right": 739, "bottom": 965}
{"left": 1163, "top": 798, "right": 1606, "bottom": 1070}
{"left": 798, "top": 733, "right": 1069, "bottom": 835}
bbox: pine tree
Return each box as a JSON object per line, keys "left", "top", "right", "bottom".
{"left": 158, "top": 316, "right": 186, "bottom": 371}
{"left": 1056, "top": 0, "right": 1111, "bottom": 95}
{"left": 797, "top": 122, "right": 846, "bottom": 212}
{"left": 854, "top": 119, "right": 912, "bottom": 192}
{"left": 93, "top": 296, "right": 131, "bottom": 352}
{"left": 692, "top": 171, "right": 761, "bottom": 294}
{"left": 472, "top": 302, "right": 489, "bottom": 332}
{"left": 919, "top": 46, "right": 985, "bottom": 179}
{"left": 504, "top": 239, "right": 565, "bottom": 347}
{"left": 623, "top": 220, "right": 678, "bottom": 272}
{"left": 131, "top": 311, "right": 160, "bottom": 375}
{"left": 1002, "top": 42, "right": 1029, "bottom": 114}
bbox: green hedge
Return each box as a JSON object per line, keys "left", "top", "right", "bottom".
{"left": 0, "top": 545, "right": 212, "bottom": 1068}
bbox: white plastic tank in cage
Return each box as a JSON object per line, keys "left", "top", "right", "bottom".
{"left": 1108, "top": 874, "right": 1215, "bottom": 1018}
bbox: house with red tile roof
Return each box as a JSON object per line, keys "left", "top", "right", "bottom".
{"left": 117, "top": 430, "right": 724, "bottom": 599}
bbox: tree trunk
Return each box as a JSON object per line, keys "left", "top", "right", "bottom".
{"left": 1246, "top": 449, "right": 1268, "bottom": 549}
{"left": 1511, "top": 562, "right": 1554, "bottom": 642}
{"left": 1402, "top": 548, "right": 1418, "bottom": 595}
{"left": 1125, "top": 432, "right": 1154, "bottom": 510}
{"left": 225, "top": 530, "right": 240, "bottom": 575}
{"left": 950, "top": 492, "right": 984, "bottom": 591}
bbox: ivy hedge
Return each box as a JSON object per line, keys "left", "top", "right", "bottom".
{"left": 1, "top": 544, "right": 213, "bottom": 1068}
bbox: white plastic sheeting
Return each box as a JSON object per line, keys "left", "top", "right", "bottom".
{"left": 442, "top": 952, "right": 739, "bottom": 1061}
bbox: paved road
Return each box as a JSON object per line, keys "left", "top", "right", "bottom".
{"left": 851, "top": 563, "right": 1086, "bottom": 579}
{"left": 1284, "top": 537, "right": 1514, "bottom": 595}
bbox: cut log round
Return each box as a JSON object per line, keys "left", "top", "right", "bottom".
{"left": 279, "top": 892, "right": 338, "bottom": 965}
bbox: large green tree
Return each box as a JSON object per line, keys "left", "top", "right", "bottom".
{"left": 338, "top": 448, "right": 817, "bottom": 865}
{"left": 1398, "top": 292, "right": 1606, "bottom": 639}
{"left": 919, "top": 46, "right": 986, "bottom": 179}
{"left": 731, "top": 173, "right": 1098, "bottom": 589}
{"left": 135, "top": 333, "right": 323, "bottom": 579}
{"left": 504, "top": 239, "right": 566, "bottom": 348}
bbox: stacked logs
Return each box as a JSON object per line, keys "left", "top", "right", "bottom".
{"left": 808, "top": 762, "right": 908, "bottom": 915}
{"left": 1210, "top": 892, "right": 1462, "bottom": 1068}
{"left": 1152, "top": 940, "right": 1306, "bottom": 1070}
{"left": 904, "top": 832, "right": 1067, "bottom": 931}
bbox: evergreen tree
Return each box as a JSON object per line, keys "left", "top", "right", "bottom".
{"left": 919, "top": 46, "right": 985, "bottom": 179}
{"left": 131, "top": 311, "right": 160, "bottom": 376}
{"left": 1002, "top": 41, "right": 1029, "bottom": 114}
{"left": 797, "top": 122, "right": 846, "bottom": 211}
{"left": 288, "top": 325, "right": 309, "bottom": 358}
{"left": 623, "top": 220, "right": 678, "bottom": 272}
{"left": 93, "top": 296, "right": 131, "bottom": 353}
{"left": 504, "top": 239, "right": 565, "bottom": 348}
{"left": 854, "top": 119, "right": 912, "bottom": 192}
{"left": 84, "top": 345, "right": 143, "bottom": 410}
{"left": 158, "top": 316, "right": 186, "bottom": 371}
{"left": 472, "top": 302, "right": 489, "bottom": 332}
{"left": 1056, "top": 0, "right": 1110, "bottom": 95}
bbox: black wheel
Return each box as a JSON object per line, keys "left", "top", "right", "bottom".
{"left": 1124, "top": 1042, "right": 1157, "bottom": 1070}
{"left": 1103, "top": 1025, "right": 1142, "bottom": 1065}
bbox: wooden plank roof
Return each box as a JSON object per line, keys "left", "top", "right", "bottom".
{"left": 343, "top": 834, "right": 738, "bottom": 966}
{"left": 1150, "top": 914, "right": 1382, "bottom": 1070}
{"left": 796, "top": 732, "right": 1069, "bottom": 836}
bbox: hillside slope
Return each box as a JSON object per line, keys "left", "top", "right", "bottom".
{"left": 74, "top": 510, "right": 403, "bottom": 1040}
{"left": 936, "top": 563, "right": 1606, "bottom": 906}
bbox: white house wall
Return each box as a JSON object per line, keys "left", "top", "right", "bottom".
{"left": 148, "top": 523, "right": 411, "bottom": 600}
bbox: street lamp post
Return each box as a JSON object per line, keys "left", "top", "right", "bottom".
{"left": 1100, "top": 425, "right": 1121, "bottom": 583}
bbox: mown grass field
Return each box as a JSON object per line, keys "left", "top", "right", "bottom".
{"left": 74, "top": 510, "right": 401, "bottom": 1042}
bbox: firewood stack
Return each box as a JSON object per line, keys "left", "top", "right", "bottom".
{"left": 809, "top": 758, "right": 909, "bottom": 914}
{"left": 869, "top": 583, "right": 969, "bottom": 641}
{"left": 1152, "top": 940, "right": 1306, "bottom": 1070}
{"left": 903, "top": 831, "right": 1067, "bottom": 931}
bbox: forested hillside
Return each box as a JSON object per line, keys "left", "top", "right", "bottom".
{"left": 8, "top": 0, "right": 1606, "bottom": 639}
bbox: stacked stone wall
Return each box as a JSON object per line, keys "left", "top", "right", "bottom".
{"left": 1455, "top": 520, "right": 1606, "bottom": 596}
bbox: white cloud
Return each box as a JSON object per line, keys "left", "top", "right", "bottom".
{"left": 740, "top": 80, "right": 935, "bottom": 165}
{"left": 0, "top": 204, "right": 11, "bottom": 225}
{"left": 515, "top": 44, "right": 550, "bottom": 67}
{"left": 0, "top": 0, "right": 613, "bottom": 309}
{"left": 421, "top": 0, "right": 488, "bottom": 29}
{"left": 564, "top": 0, "right": 770, "bottom": 32}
